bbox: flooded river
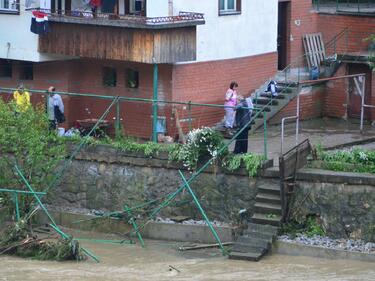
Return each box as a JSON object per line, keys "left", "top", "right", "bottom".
{"left": 0, "top": 232, "right": 374, "bottom": 281}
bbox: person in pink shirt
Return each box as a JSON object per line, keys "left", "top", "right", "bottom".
{"left": 224, "top": 81, "right": 238, "bottom": 128}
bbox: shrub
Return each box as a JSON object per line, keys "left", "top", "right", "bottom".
{"left": 175, "top": 127, "right": 226, "bottom": 170}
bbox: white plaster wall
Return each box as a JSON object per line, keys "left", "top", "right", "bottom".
{"left": 146, "top": 0, "right": 169, "bottom": 17}
{"left": 0, "top": 0, "right": 64, "bottom": 62}
{"left": 171, "top": 0, "right": 278, "bottom": 62}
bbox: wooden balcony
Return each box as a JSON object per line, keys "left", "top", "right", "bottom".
{"left": 38, "top": 12, "right": 205, "bottom": 64}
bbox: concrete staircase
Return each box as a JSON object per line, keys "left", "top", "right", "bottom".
{"left": 249, "top": 81, "right": 300, "bottom": 134}
{"left": 229, "top": 181, "right": 282, "bottom": 261}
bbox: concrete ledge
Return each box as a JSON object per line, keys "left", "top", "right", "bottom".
{"left": 262, "top": 166, "right": 375, "bottom": 186}
{"left": 296, "top": 168, "right": 375, "bottom": 185}
{"left": 142, "top": 222, "right": 237, "bottom": 244}
{"left": 273, "top": 241, "right": 375, "bottom": 263}
{"left": 37, "top": 210, "right": 237, "bottom": 244}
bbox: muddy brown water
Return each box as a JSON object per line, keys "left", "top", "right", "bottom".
{"left": 0, "top": 230, "right": 374, "bottom": 281}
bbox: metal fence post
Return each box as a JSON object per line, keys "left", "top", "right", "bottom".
{"left": 178, "top": 170, "right": 226, "bottom": 255}
{"left": 263, "top": 111, "right": 267, "bottom": 159}
{"left": 152, "top": 62, "right": 159, "bottom": 143}
{"left": 115, "top": 99, "right": 120, "bottom": 139}
{"left": 188, "top": 101, "right": 192, "bottom": 131}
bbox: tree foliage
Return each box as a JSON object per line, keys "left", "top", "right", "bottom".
{"left": 0, "top": 99, "right": 66, "bottom": 214}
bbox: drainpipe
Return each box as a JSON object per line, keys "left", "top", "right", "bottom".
{"left": 152, "top": 60, "right": 159, "bottom": 142}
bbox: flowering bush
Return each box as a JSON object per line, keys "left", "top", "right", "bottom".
{"left": 176, "top": 127, "right": 225, "bottom": 170}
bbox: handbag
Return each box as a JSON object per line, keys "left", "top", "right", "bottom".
{"left": 54, "top": 105, "right": 66, "bottom": 123}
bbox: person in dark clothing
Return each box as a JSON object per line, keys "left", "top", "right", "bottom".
{"left": 233, "top": 96, "right": 253, "bottom": 154}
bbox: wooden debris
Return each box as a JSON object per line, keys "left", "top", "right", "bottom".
{"left": 178, "top": 242, "right": 233, "bottom": 251}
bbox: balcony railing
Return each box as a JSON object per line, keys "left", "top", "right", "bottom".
{"left": 313, "top": 0, "right": 375, "bottom": 15}
{"left": 37, "top": 9, "right": 205, "bottom": 28}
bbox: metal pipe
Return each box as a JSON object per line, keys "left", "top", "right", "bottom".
{"left": 14, "top": 165, "right": 58, "bottom": 227}
{"left": 152, "top": 63, "right": 159, "bottom": 142}
{"left": 360, "top": 76, "right": 366, "bottom": 133}
{"left": 124, "top": 204, "right": 145, "bottom": 247}
{"left": 0, "top": 87, "right": 261, "bottom": 111}
{"left": 50, "top": 224, "right": 100, "bottom": 262}
{"left": 178, "top": 170, "right": 226, "bottom": 255}
{"left": 263, "top": 111, "right": 267, "bottom": 159}
{"left": 296, "top": 85, "right": 301, "bottom": 145}
{"left": 281, "top": 116, "right": 298, "bottom": 155}
{"left": 188, "top": 101, "right": 192, "bottom": 131}
{"left": 115, "top": 99, "right": 120, "bottom": 139}
{"left": 0, "top": 188, "right": 46, "bottom": 195}
{"left": 14, "top": 193, "right": 20, "bottom": 221}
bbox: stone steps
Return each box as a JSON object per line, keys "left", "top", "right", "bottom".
{"left": 228, "top": 251, "right": 264, "bottom": 261}
{"left": 252, "top": 213, "right": 282, "bottom": 227}
{"left": 256, "top": 193, "right": 282, "bottom": 204}
{"left": 257, "top": 184, "right": 281, "bottom": 195}
{"left": 254, "top": 202, "right": 282, "bottom": 215}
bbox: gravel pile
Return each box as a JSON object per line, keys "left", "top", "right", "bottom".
{"left": 278, "top": 234, "right": 375, "bottom": 254}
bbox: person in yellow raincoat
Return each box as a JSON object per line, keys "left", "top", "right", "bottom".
{"left": 13, "top": 84, "right": 31, "bottom": 113}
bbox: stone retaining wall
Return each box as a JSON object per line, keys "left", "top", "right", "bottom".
{"left": 51, "top": 144, "right": 375, "bottom": 241}
{"left": 264, "top": 168, "right": 375, "bottom": 241}
{"left": 49, "top": 144, "right": 265, "bottom": 222}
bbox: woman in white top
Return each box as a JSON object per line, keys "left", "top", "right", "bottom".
{"left": 224, "top": 81, "right": 238, "bottom": 128}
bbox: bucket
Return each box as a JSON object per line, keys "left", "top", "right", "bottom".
{"left": 310, "top": 66, "right": 320, "bottom": 80}
{"left": 57, "top": 127, "right": 65, "bottom": 136}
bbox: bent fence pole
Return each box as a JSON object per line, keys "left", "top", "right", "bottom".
{"left": 14, "top": 165, "right": 100, "bottom": 263}
{"left": 178, "top": 170, "right": 226, "bottom": 255}
{"left": 24, "top": 97, "right": 120, "bottom": 222}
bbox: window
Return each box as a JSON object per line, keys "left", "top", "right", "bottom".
{"left": 0, "top": 0, "right": 19, "bottom": 14}
{"left": 19, "top": 62, "right": 33, "bottom": 80}
{"left": 219, "top": 0, "right": 241, "bottom": 15}
{"left": 126, "top": 68, "right": 139, "bottom": 88}
{"left": 102, "top": 67, "right": 117, "bottom": 87}
{"left": 0, "top": 60, "right": 12, "bottom": 78}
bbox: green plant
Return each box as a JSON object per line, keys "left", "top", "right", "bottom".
{"left": 304, "top": 216, "right": 326, "bottom": 237}
{"left": 311, "top": 147, "right": 375, "bottom": 174}
{"left": 223, "top": 153, "right": 265, "bottom": 177}
{"left": 281, "top": 215, "right": 325, "bottom": 238}
{"left": 0, "top": 100, "right": 66, "bottom": 213}
{"left": 175, "top": 127, "right": 225, "bottom": 170}
{"left": 365, "top": 34, "right": 375, "bottom": 70}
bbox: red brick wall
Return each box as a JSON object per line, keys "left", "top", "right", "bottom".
{"left": 0, "top": 59, "right": 172, "bottom": 139}
{"left": 171, "top": 52, "right": 278, "bottom": 129}
{"left": 288, "top": 1, "right": 375, "bottom": 59}
{"left": 289, "top": 0, "right": 318, "bottom": 63}
{"left": 317, "top": 14, "right": 375, "bottom": 55}
{"left": 323, "top": 65, "right": 349, "bottom": 118}
{"left": 270, "top": 85, "right": 325, "bottom": 124}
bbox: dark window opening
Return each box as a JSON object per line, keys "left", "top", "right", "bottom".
{"left": 0, "top": 59, "right": 12, "bottom": 78}
{"left": 126, "top": 68, "right": 139, "bottom": 88}
{"left": 19, "top": 62, "right": 33, "bottom": 80}
{"left": 102, "top": 67, "right": 117, "bottom": 87}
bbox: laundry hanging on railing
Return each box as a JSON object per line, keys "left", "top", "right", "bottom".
{"left": 30, "top": 10, "right": 50, "bottom": 35}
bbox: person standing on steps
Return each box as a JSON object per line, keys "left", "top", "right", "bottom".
{"left": 234, "top": 95, "right": 252, "bottom": 154}
{"left": 47, "top": 86, "right": 65, "bottom": 131}
{"left": 224, "top": 81, "right": 238, "bottom": 129}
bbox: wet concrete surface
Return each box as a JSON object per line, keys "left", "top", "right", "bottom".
{"left": 228, "top": 118, "right": 375, "bottom": 165}
{"left": 1, "top": 229, "right": 375, "bottom": 281}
